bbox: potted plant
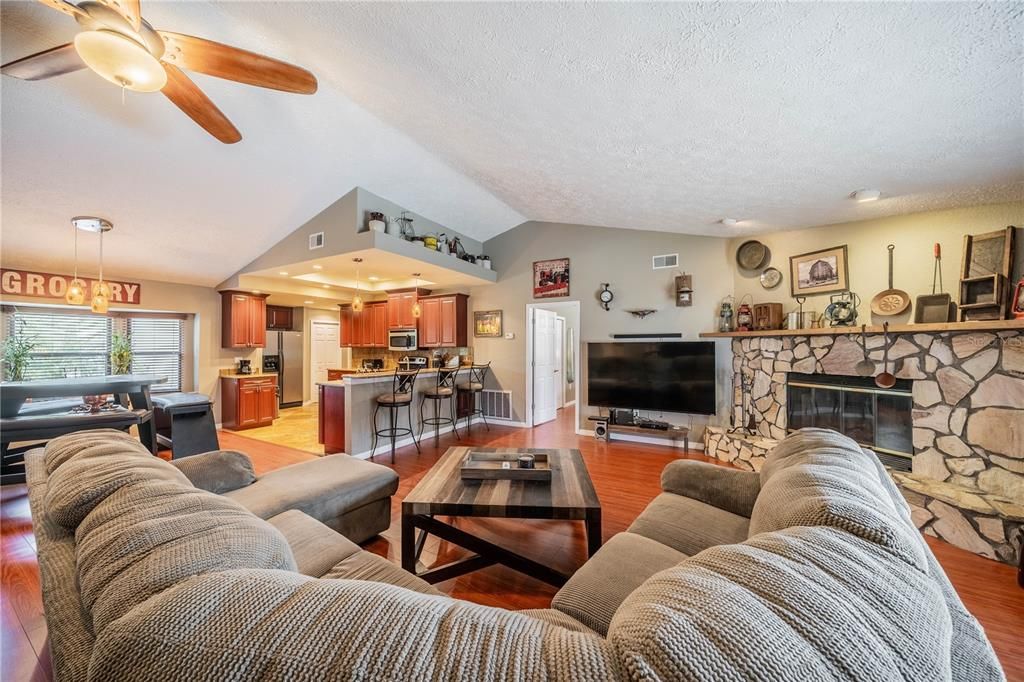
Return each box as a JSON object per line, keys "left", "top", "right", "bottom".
{"left": 110, "top": 333, "right": 132, "bottom": 375}
{"left": 2, "top": 327, "right": 36, "bottom": 382}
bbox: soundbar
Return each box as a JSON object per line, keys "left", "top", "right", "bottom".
{"left": 610, "top": 333, "right": 683, "bottom": 339}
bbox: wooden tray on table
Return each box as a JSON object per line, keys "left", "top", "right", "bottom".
{"left": 460, "top": 451, "right": 552, "bottom": 482}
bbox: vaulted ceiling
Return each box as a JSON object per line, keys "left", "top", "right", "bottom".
{"left": 2, "top": 1, "right": 1021, "bottom": 287}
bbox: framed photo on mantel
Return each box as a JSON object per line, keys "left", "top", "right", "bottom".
{"left": 533, "top": 258, "right": 570, "bottom": 298}
{"left": 790, "top": 245, "right": 849, "bottom": 297}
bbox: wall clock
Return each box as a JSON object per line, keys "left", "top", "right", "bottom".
{"left": 599, "top": 283, "right": 614, "bottom": 310}
{"left": 760, "top": 267, "right": 782, "bottom": 290}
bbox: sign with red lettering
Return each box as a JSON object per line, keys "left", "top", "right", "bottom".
{"left": 0, "top": 269, "right": 141, "bottom": 305}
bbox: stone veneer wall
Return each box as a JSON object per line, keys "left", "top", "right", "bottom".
{"left": 716, "top": 329, "right": 1024, "bottom": 565}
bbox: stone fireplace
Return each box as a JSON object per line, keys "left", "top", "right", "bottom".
{"left": 703, "top": 328, "right": 1024, "bottom": 566}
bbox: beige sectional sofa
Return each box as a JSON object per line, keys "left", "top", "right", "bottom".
{"left": 28, "top": 427, "right": 1004, "bottom": 681}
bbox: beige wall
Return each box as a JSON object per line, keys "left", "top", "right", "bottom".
{"left": 0, "top": 273, "right": 254, "bottom": 408}
{"left": 731, "top": 201, "right": 1024, "bottom": 325}
{"left": 470, "top": 221, "right": 736, "bottom": 432}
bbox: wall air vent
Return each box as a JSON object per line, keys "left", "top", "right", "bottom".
{"left": 309, "top": 232, "right": 325, "bottom": 250}
{"left": 652, "top": 253, "right": 678, "bottom": 270}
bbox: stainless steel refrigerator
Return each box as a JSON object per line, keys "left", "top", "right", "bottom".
{"left": 264, "top": 331, "right": 303, "bottom": 408}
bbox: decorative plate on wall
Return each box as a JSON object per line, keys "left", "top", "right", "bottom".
{"left": 760, "top": 267, "right": 783, "bottom": 289}
{"left": 736, "top": 240, "right": 770, "bottom": 270}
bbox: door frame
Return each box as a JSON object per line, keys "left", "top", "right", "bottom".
{"left": 309, "top": 318, "right": 341, "bottom": 402}
{"left": 525, "top": 300, "right": 581, "bottom": 428}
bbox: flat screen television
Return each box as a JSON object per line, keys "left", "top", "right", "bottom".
{"left": 587, "top": 341, "right": 716, "bottom": 415}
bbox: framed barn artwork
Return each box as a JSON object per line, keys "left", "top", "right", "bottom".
{"left": 789, "top": 245, "right": 848, "bottom": 296}
{"left": 533, "top": 258, "right": 570, "bottom": 298}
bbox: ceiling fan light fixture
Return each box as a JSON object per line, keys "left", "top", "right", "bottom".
{"left": 74, "top": 30, "right": 167, "bottom": 92}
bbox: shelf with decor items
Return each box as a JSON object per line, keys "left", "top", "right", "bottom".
{"left": 700, "top": 319, "right": 1024, "bottom": 338}
{"left": 220, "top": 290, "right": 269, "bottom": 348}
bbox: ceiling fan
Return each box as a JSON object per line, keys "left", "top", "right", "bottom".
{"left": 1, "top": 0, "right": 318, "bottom": 144}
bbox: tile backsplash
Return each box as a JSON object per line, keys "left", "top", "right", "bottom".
{"left": 350, "top": 347, "right": 473, "bottom": 369}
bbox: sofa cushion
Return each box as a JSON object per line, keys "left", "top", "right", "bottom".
{"left": 518, "top": 609, "right": 599, "bottom": 635}
{"left": 42, "top": 428, "right": 150, "bottom": 474}
{"left": 749, "top": 429, "right": 926, "bottom": 568}
{"left": 90, "top": 569, "right": 620, "bottom": 681}
{"left": 171, "top": 449, "right": 257, "bottom": 494}
{"left": 627, "top": 492, "right": 750, "bottom": 556}
{"left": 322, "top": 551, "right": 442, "bottom": 596}
{"left": 45, "top": 451, "right": 192, "bottom": 529}
{"left": 268, "top": 509, "right": 362, "bottom": 577}
{"left": 552, "top": 532, "right": 687, "bottom": 636}
{"left": 225, "top": 454, "right": 399, "bottom": 523}
{"left": 660, "top": 459, "right": 761, "bottom": 517}
{"left": 608, "top": 526, "right": 953, "bottom": 681}
{"left": 76, "top": 480, "right": 296, "bottom": 635}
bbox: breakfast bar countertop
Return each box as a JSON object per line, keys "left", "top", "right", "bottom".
{"left": 317, "top": 367, "right": 467, "bottom": 385}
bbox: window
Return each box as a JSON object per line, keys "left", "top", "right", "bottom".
{"left": 3, "top": 307, "right": 184, "bottom": 391}
{"left": 6, "top": 309, "right": 111, "bottom": 381}
{"left": 128, "top": 318, "right": 183, "bottom": 391}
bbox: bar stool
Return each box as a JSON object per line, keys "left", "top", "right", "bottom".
{"left": 458, "top": 362, "right": 491, "bottom": 434}
{"left": 371, "top": 368, "right": 421, "bottom": 463}
{"left": 420, "top": 366, "right": 460, "bottom": 446}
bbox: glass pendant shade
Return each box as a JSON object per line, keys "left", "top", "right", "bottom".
{"left": 91, "top": 292, "right": 109, "bottom": 314}
{"left": 351, "top": 295, "right": 364, "bottom": 313}
{"left": 66, "top": 278, "right": 87, "bottom": 305}
{"left": 96, "top": 281, "right": 112, "bottom": 298}
{"left": 412, "top": 302, "right": 421, "bottom": 318}
{"left": 74, "top": 30, "right": 167, "bottom": 92}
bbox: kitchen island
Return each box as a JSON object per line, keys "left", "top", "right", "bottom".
{"left": 318, "top": 368, "right": 474, "bottom": 458}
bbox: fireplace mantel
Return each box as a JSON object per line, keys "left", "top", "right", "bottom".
{"left": 700, "top": 319, "right": 1024, "bottom": 339}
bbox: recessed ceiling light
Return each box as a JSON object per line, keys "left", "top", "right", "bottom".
{"left": 304, "top": 300, "right": 314, "bottom": 304}
{"left": 368, "top": 275, "right": 379, "bottom": 281}
{"left": 720, "top": 218, "right": 739, "bottom": 226}
{"left": 851, "top": 189, "right": 881, "bottom": 202}
{"left": 278, "top": 271, "right": 289, "bottom": 276}
{"left": 253, "top": 289, "right": 261, "bottom": 294}
{"left": 312, "top": 264, "right": 323, "bottom": 270}
{"left": 322, "top": 284, "right": 330, "bottom": 289}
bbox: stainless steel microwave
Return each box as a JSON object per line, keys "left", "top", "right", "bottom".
{"left": 388, "top": 329, "right": 418, "bottom": 351}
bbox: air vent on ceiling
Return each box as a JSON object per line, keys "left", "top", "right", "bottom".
{"left": 308, "top": 232, "right": 325, "bottom": 250}
{"left": 652, "top": 253, "right": 678, "bottom": 270}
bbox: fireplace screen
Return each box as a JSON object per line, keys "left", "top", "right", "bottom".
{"left": 787, "top": 373, "right": 913, "bottom": 470}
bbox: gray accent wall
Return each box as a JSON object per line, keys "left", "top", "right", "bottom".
{"left": 470, "top": 221, "right": 735, "bottom": 435}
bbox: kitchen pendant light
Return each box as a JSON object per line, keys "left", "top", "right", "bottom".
{"left": 411, "top": 273, "right": 422, "bottom": 318}
{"left": 65, "top": 220, "right": 86, "bottom": 305}
{"left": 70, "top": 216, "right": 113, "bottom": 314}
{"left": 351, "top": 258, "right": 364, "bottom": 313}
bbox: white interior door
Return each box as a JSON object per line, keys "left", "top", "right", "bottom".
{"left": 532, "top": 308, "right": 558, "bottom": 425}
{"left": 310, "top": 320, "right": 340, "bottom": 400}
{"left": 554, "top": 317, "right": 565, "bottom": 409}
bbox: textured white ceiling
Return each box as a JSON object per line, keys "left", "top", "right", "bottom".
{"left": 2, "top": 2, "right": 1022, "bottom": 287}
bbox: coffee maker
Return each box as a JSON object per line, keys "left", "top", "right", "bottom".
{"left": 237, "top": 359, "right": 253, "bottom": 375}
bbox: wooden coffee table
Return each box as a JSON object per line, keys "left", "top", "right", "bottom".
{"left": 401, "top": 447, "right": 601, "bottom": 587}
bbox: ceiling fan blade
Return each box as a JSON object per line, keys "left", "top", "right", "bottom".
{"left": 1, "top": 43, "right": 85, "bottom": 81}
{"left": 158, "top": 31, "right": 317, "bottom": 94}
{"left": 36, "top": 0, "right": 87, "bottom": 20}
{"left": 161, "top": 63, "right": 241, "bottom": 144}
{"left": 97, "top": 0, "right": 141, "bottom": 31}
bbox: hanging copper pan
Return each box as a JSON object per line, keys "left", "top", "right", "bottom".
{"left": 870, "top": 244, "right": 911, "bottom": 316}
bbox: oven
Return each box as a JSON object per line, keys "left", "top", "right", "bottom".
{"left": 388, "top": 328, "right": 418, "bottom": 351}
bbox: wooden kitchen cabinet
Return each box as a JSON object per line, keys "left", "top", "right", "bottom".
{"left": 387, "top": 291, "right": 421, "bottom": 329}
{"left": 339, "top": 302, "right": 387, "bottom": 347}
{"left": 418, "top": 294, "right": 468, "bottom": 348}
{"left": 221, "top": 291, "right": 269, "bottom": 348}
{"left": 266, "top": 305, "right": 294, "bottom": 330}
{"left": 221, "top": 375, "right": 277, "bottom": 430}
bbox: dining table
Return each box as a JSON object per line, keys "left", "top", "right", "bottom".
{"left": 0, "top": 374, "right": 165, "bottom": 485}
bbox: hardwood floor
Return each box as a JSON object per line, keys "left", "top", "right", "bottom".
{"left": 2, "top": 406, "right": 1022, "bottom": 681}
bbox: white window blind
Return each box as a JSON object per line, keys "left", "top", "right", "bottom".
{"left": 7, "top": 310, "right": 111, "bottom": 381}
{"left": 129, "top": 318, "right": 183, "bottom": 392}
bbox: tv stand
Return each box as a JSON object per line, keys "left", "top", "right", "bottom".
{"left": 588, "top": 416, "right": 690, "bottom": 451}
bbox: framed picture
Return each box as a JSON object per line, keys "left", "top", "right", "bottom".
{"left": 533, "top": 258, "right": 570, "bottom": 298}
{"left": 474, "top": 310, "right": 503, "bottom": 338}
{"left": 789, "top": 245, "right": 849, "bottom": 296}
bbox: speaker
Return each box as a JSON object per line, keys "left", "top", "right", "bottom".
{"left": 594, "top": 420, "right": 608, "bottom": 441}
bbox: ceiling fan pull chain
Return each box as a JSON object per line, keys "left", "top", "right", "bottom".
{"left": 121, "top": 83, "right": 126, "bottom": 106}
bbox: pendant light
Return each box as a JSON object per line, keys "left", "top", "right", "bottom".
{"left": 71, "top": 216, "right": 113, "bottom": 314}
{"left": 411, "top": 273, "right": 422, "bottom": 318}
{"left": 351, "top": 257, "right": 364, "bottom": 313}
{"left": 65, "top": 219, "right": 87, "bottom": 305}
